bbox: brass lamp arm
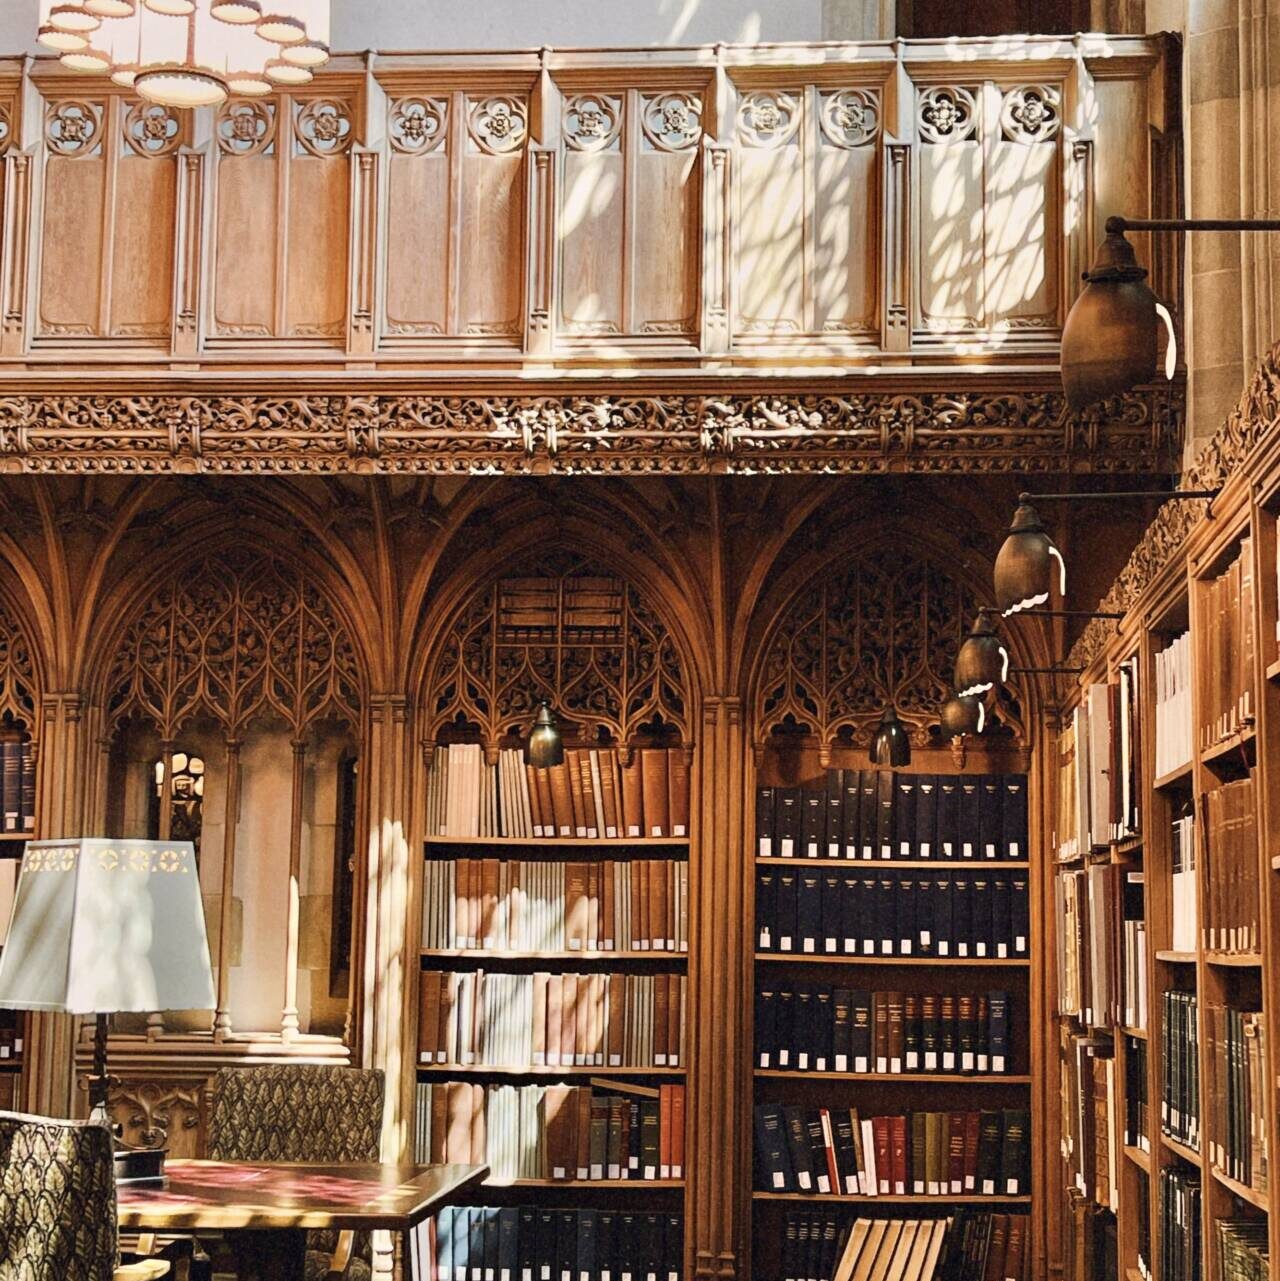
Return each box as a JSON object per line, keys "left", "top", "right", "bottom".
{"left": 1107, "top": 215, "right": 1280, "bottom": 234}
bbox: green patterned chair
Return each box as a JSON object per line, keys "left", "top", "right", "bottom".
{"left": 206, "top": 1065, "right": 385, "bottom": 1281}
{"left": 0, "top": 1111, "right": 169, "bottom": 1281}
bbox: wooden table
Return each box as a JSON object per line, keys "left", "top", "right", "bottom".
{"left": 118, "top": 1160, "right": 489, "bottom": 1281}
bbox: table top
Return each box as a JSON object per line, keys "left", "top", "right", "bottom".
{"left": 117, "top": 1160, "right": 489, "bottom": 1232}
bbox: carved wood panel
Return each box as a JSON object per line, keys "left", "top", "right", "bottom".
{"left": 754, "top": 545, "right": 1027, "bottom": 751}
{"left": 37, "top": 95, "right": 182, "bottom": 346}
{"left": 424, "top": 549, "right": 690, "bottom": 755}
{"left": 915, "top": 81, "right": 1063, "bottom": 343}
{"left": 558, "top": 85, "right": 702, "bottom": 343}
{"left": 104, "top": 547, "right": 363, "bottom": 739}
{"left": 732, "top": 82, "right": 883, "bottom": 346}
{"left": 0, "top": 594, "right": 37, "bottom": 734}
{"left": 211, "top": 93, "right": 356, "bottom": 344}
{"left": 382, "top": 91, "right": 527, "bottom": 346}
{"left": 108, "top": 1078, "right": 206, "bottom": 1158}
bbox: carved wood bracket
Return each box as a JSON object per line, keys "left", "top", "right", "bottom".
{"left": 0, "top": 383, "right": 1183, "bottom": 475}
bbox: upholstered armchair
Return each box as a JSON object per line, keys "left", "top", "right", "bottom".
{"left": 0, "top": 1111, "right": 169, "bottom": 1281}
{"left": 206, "top": 1065, "right": 386, "bottom": 1281}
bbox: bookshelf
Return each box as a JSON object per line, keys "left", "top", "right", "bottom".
{"left": 1052, "top": 454, "right": 1280, "bottom": 1281}
{"left": 747, "top": 740, "right": 1038, "bottom": 1281}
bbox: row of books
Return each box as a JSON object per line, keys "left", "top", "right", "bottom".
{"left": 417, "top": 971, "right": 686, "bottom": 1069}
{"left": 755, "top": 868, "right": 1029, "bottom": 960}
{"left": 1216, "top": 1219, "right": 1268, "bottom": 1281}
{"left": 1154, "top": 631, "right": 1194, "bottom": 780}
{"left": 426, "top": 744, "right": 690, "bottom": 841}
{"left": 756, "top": 773, "right": 1028, "bottom": 864}
{"left": 753, "top": 1106, "right": 1030, "bottom": 1198}
{"left": 1199, "top": 538, "right": 1256, "bottom": 753}
{"left": 1124, "top": 1036, "right": 1149, "bottom": 1154}
{"left": 412, "top": 1082, "right": 685, "bottom": 1182}
{"left": 1059, "top": 1032, "right": 1117, "bottom": 1213}
{"left": 1205, "top": 1007, "right": 1268, "bottom": 1193}
{"left": 0, "top": 736, "right": 33, "bottom": 835}
{"left": 1203, "top": 775, "right": 1260, "bottom": 955}
{"left": 754, "top": 988, "right": 1012, "bottom": 1076}
{"left": 421, "top": 859, "right": 690, "bottom": 954}
{"left": 1161, "top": 990, "right": 1200, "bottom": 1151}
{"left": 1055, "top": 865, "right": 1124, "bottom": 1029}
{"left": 1122, "top": 915, "right": 1148, "bottom": 1031}
{"left": 410, "top": 1207, "right": 683, "bottom": 1281}
{"left": 940, "top": 1212, "right": 1031, "bottom": 1281}
{"left": 1158, "top": 1167, "right": 1201, "bottom": 1281}
{"left": 774, "top": 1215, "right": 955, "bottom": 1281}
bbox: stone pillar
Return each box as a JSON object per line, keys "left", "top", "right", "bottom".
{"left": 688, "top": 696, "right": 749, "bottom": 1281}
{"left": 821, "top": 0, "right": 896, "bottom": 40}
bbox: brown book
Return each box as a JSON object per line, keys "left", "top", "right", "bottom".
{"left": 654, "top": 972, "right": 670, "bottom": 1066}
{"left": 873, "top": 992, "right": 889, "bottom": 1072}
{"left": 562, "top": 974, "right": 579, "bottom": 1066}
{"left": 548, "top": 762, "right": 575, "bottom": 837}
{"left": 598, "top": 748, "right": 622, "bottom": 839}
{"left": 620, "top": 756, "right": 645, "bottom": 838}
{"left": 479, "top": 859, "right": 500, "bottom": 948}
{"left": 650, "top": 859, "right": 667, "bottom": 950}
{"left": 566, "top": 863, "right": 589, "bottom": 951}
{"left": 671, "top": 1084, "right": 685, "bottom": 1178}
{"left": 889, "top": 1113, "right": 908, "bottom": 1194}
{"left": 534, "top": 766, "right": 556, "bottom": 838}
{"left": 658, "top": 1083, "right": 673, "bottom": 1178}
{"left": 438, "top": 972, "right": 457, "bottom": 1064}
{"left": 963, "top": 1110, "right": 980, "bottom": 1192}
{"left": 429, "top": 1083, "right": 448, "bottom": 1163}
{"left": 667, "top": 750, "right": 690, "bottom": 838}
{"left": 544, "top": 1083, "right": 576, "bottom": 1180}
{"left": 639, "top": 749, "right": 670, "bottom": 837}
{"left": 546, "top": 973, "right": 563, "bottom": 1067}
{"left": 982, "top": 1214, "right": 1010, "bottom": 1281}
{"left": 526, "top": 763, "right": 545, "bottom": 837}
{"left": 445, "top": 1080, "right": 473, "bottom": 1163}
{"left": 532, "top": 971, "right": 549, "bottom": 1066}
{"left": 567, "top": 749, "right": 587, "bottom": 837}
{"left": 631, "top": 860, "right": 648, "bottom": 950}
{"left": 468, "top": 1081, "right": 485, "bottom": 1163}
{"left": 592, "top": 972, "right": 607, "bottom": 1065}
{"left": 600, "top": 859, "right": 615, "bottom": 951}
{"left": 1003, "top": 1214, "right": 1026, "bottom": 1281}
{"left": 607, "top": 970, "right": 625, "bottom": 1066}
{"left": 575, "top": 1086, "right": 593, "bottom": 1179}
{"left": 418, "top": 969, "right": 441, "bottom": 1062}
{"left": 579, "top": 750, "right": 600, "bottom": 838}
{"left": 508, "top": 861, "right": 524, "bottom": 951}
{"left": 586, "top": 863, "right": 600, "bottom": 950}
{"left": 668, "top": 973, "right": 682, "bottom": 1067}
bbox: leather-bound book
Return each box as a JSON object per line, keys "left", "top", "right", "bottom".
{"left": 650, "top": 859, "right": 667, "bottom": 951}
{"left": 574, "top": 972, "right": 592, "bottom": 1066}
{"left": 1, "top": 735, "right": 19, "bottom": 833}
{"left": 667, "top": 750, "right": 690, "bottom": 838}
{"left": 670, "top": 1084, "right": 685, "bottom": 1178}
{"left": 911, "top": 1111, "right": 927, "bottom": 1194}
{"left": 607, "top": 972, "right": 625, "bottom": 1066}
{"left": 886, "top": 991, "right": 905, "bottom": 1074}
{"left": 544, "top": 1083, "right": 575, "bottom": 1180}
{"left": 658, "top": 1084, "right": 672, "bottom": 1179}
{"left": 530, "top": 971, "right": 549, "bottom": 1066}
{"left": 668, "top": 973, "right": 683, "bottom": 1068}
{"left": 549, "top": 761, "right": 575, "bottom": 837}
{"left": 561, "top": 973, "right": 579, "bottom": 1067}
{"left": 545, "top": 973, "right": 563, "bottom": 1067}
{"left": 578, "top": 750, "right": 600, "bottom": 839}
{"left": 939, "top": 994, "right": 957, "bottom": 1072}
{"left": 565, "top": 864, "right": 589, "bottom": 951}
{"left": 526, "top": 762, "right": 545, "bottom": 836}
{"left": 1003, "top": 1213, "right": 1026, "bottom": 1281}
{"left": 468, "top": 1081, "right": 485, "bottom": 1163}
{"left": 429, "top": 1082, "right": 448, "bottom": 1163}
{"left": 445, "top": 1080, "right": 473, "bottom": 1165}
{"left": 18, "top": 742, "right": 33, "bottom": 832}
{"left": 535, "top": 767, "right": 556, "bottom": 838}
{"left": 963, "top": 1109, "right": 981, "bottom": 1192}
{"left": 437, "top": 972, "right": 457, "bottom": 1065}
{"left": 889, "top": 1113, "right": 908, "bottom": 1194}
{"left": 418, "top": 969, "right": 441, "bottom": 1062}
{"left": 756, "top": 784, "right": 776, "bottom": 858}
{"left": 606, "top": 1094, "right": 625, "bottom": 1180}
{"left": 641, "top": 1099, "right": 662, "bottom": 1181}
{"left": 592, "top": 972, "right": 607, "bottom": 1065}
{"left": 925, "top": 1110, "right": 944, "bottom": 1195}
{"left": 600, "top": 859, "right": 615, "bottom": 951}
{"left": 982, "top": 1214, "right": 1010, "bottom": 1281}
{"left": 566, "top": 749, "right": 587, "bottom": 837}
{"left": 575, "top": 1087, "right": 593, "bottom": 1180}
{"left": 599, "top": 749, "right": 621, "bottom": 839}
{"left": 480, "top": 859, "right": 500, "bottom": 948}
{"left": 653, "top": 973, "right": 670, "bottom": 1067}
{"left": 620, "top": 756, "right": 645, "bottom": 838}
{"left": 872, "top": 1115, "right": 892, "bottom": 1194}
{"left": 629, "top": 861, "right": 646, "bottom": 950}
{"left": 947, "top": 1110, "right": 967, "bottom": 1194}
{"left": 640, "top": 749, "right": 670, "bottom": 837}
{"left": 586, "top": 863, "right": 601, "bottom": 950}
{"left": 782, "top": 1105, "right": 814, "bottom": 1192}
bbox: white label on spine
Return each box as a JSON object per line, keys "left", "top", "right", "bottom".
{"left": 628, "top": 825, "right": 641, "bottom": 837}
{"left": 925, "top": 1052, "right": 938, "bottom": 1070}
{"left": 607, "top": 826, "right": 618, "bottom": 838}
{"left": 773, "top": 1170, "right": 785, "bottom": 1188}
{"left": 780, "top": 838, "right": 794, "bottom": 857}
{"left": 824, "top": 937, "right": 836, "bottom": 952}
{"left": 828, "top": 842, "right": 839, "bottom": 858}
{"left": 855, "top": 1056, "right": 868, "bottom": 1073}
{"left": 844, "top": 937, "right": 856, "bottom": 953}
{"left": 779, "top": 935, "right": 792, "bottom": 952}
{"left": 758, "top": 837, "right": 769, "bottom": 856}
{"left": 835, "top": 1054, "right": 848, "bottom": 1072}
{"left": 803, "top": 939, "right": 815, "bottom": 953}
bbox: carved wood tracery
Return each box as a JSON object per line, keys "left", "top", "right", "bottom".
{"left": 753, "top": 545, "right": 1028, "bottom": 753}
{"left": 0, "top": 594, "right": 37, "bottom": 733}
{"left": 423, "top": 549, "right": 690, "bottom": 758}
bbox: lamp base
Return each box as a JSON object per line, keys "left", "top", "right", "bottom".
{"left": 113, "top": 1143, "right": 167, "bottom": 1187}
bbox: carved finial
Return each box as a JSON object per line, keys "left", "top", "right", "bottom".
{"left": 949, "top": 735, "right": 968, "bottom": 769}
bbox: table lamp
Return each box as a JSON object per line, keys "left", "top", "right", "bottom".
{"left": 0, "top": 838, "right": 215, "bottom": 1181}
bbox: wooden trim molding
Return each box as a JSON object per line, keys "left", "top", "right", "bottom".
{"left": 0, "top": 382, "right": 1183, "bottom": 475}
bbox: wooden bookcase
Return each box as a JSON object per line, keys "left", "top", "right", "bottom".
{"left": 1053, "top": 443, "right": 1280, "bottom": 1281}
{"left": 746, "top": 737, "right": 1040, "bottom": 1280}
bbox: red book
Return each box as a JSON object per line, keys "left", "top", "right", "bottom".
{"left": 819, "top": 1109, "right": 841, "bottom": 1198}
{"left": 948, "top": 1111, "right": 967, "bottom": 1194}
{"left": 873, "top": 1116, "right": 892, "bottom": 1195}
{"left": 889, "top": 1114, "right": 908, "bottom": 1195}
{"left": 963, "top": 1110, "right": 981, "bottom": 1192}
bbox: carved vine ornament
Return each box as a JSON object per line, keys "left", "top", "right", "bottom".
{"left": 1070, "top": 341, "right": 1280, "bottom": 669}
{"left": 0, "top": 388, "right": 1182, "bottom": 475}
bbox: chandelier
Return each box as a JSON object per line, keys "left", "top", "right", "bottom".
{"left": 37, "top": 1, "right": 331, "bottom": 108}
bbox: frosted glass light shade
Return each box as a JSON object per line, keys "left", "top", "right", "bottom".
{"left": 0, "top": 839, "right": 215, "bottom": 1016}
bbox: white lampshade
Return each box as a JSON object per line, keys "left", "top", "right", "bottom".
{"left": 0, "top": 839, "right": 215, "bottom": 1015}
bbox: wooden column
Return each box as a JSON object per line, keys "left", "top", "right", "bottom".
{"left": 281, "top": 737, "right": 306, "bottom": 1043}
{"left": 688, "top": 695, "right": 748, "bottom": 1281}
{"left": 213, "top": 737, "right": 241, "bottom": 1041}
{"left": 23, "top": 693, "right": 89, "bottom": 1117}
{"left": 360, "top": 694, "right": 415, "bottom": 1158}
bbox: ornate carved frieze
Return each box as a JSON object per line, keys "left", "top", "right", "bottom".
{"left": 1070, "top": 344, "right": 1280, "bottom": 668}
{"left": 0, "top": 385, "right": 1184, "bottom": 476}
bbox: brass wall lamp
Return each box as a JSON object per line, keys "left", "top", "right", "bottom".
{"left": 1062, "top": 214, "right": 1280, "bottom": 410}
